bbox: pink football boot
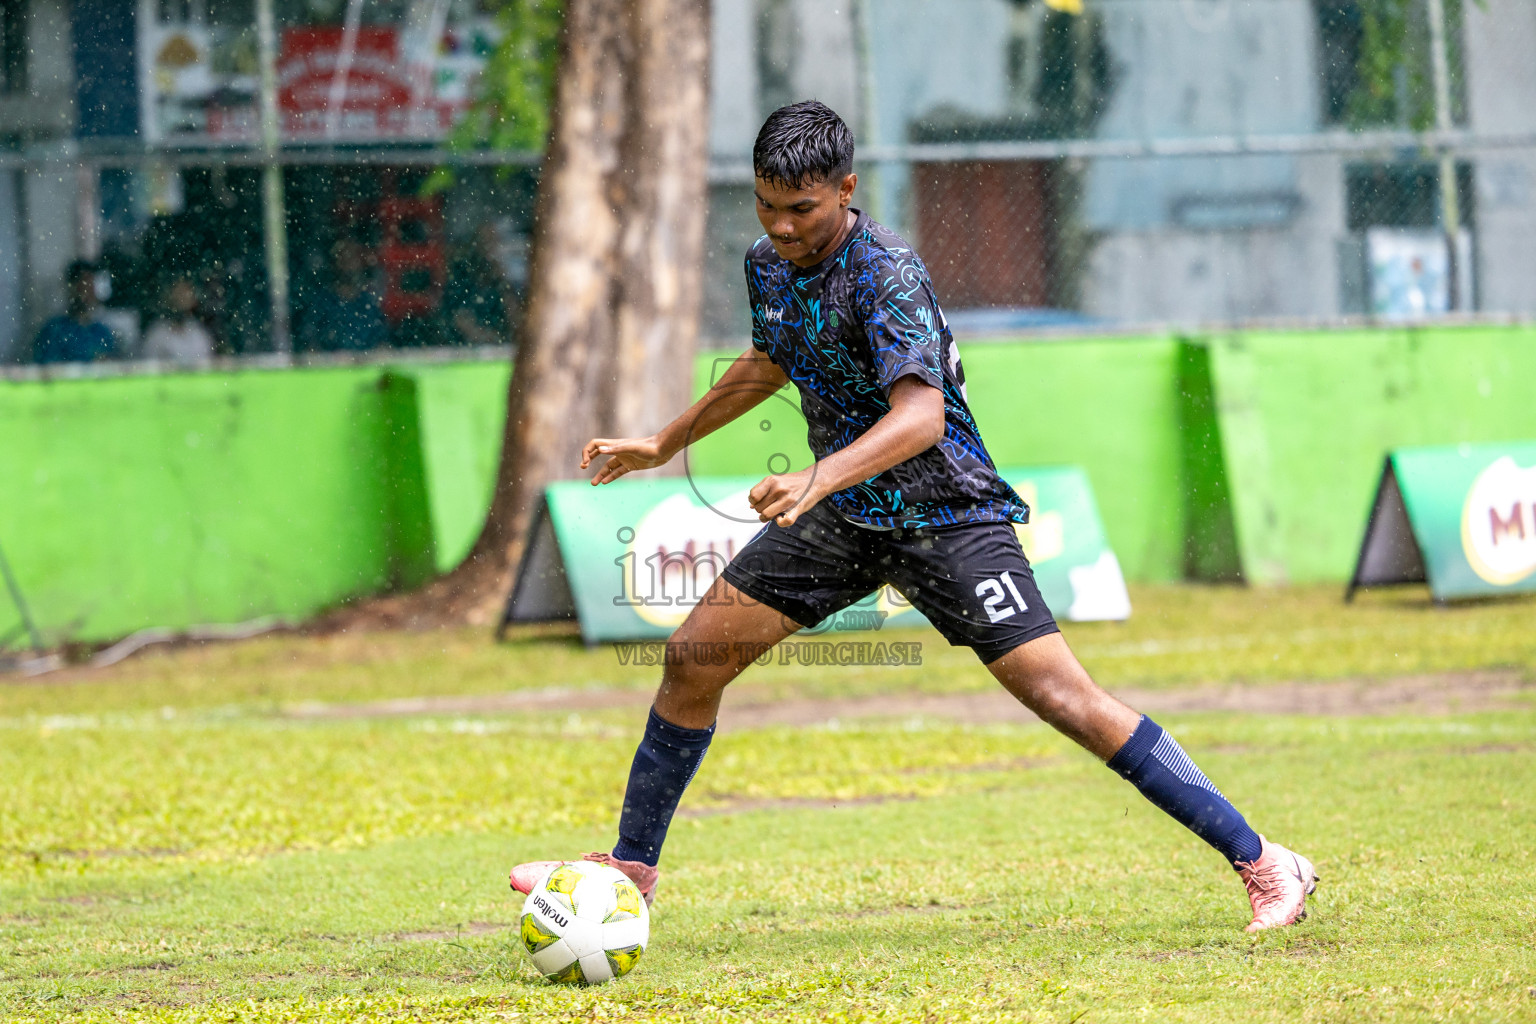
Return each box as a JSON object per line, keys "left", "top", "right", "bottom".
{"left": 509, "top": 852, "right": 660, "bottom": 906}
{"left": 1237, "top": 836, "right": 1319, "bottom": 933}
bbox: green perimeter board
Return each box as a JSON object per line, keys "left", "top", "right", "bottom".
{"left": 0, "top": 368, "right": 413, "bottom": 643}
{"left": 10, "top": 325, "right": 1534, "bottom": 644}
{"left": 1205, "top": 324, "right": 1536, "bottom": 583}
{"left": 412, "top": 344, "right": 1187, "bottom": 587}
{"left": 1391, "top": 441, "right": 1536, "bottom": 599}
{"left": 537, "top": 465, "right": 1128, "bottom": 644}
{"left": 395, "top": 361, "right": 512, "bottom": 572}
{"left": 686, "top": 337, "right": 1187, "bottom": 584}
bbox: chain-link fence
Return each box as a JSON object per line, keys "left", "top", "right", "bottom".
{"left": 4, "top": 0, "right": 1535, "bottom": 368}
{"left": 699, "top": 143, "right": 1536, "bottom": 345}
{"left": 696, "top": 0, "right": 1536, "bottom": 344}
{"left": 0, "top": 149, "right": 537, "bottom": 368}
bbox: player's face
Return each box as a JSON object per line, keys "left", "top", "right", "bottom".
{"left": 753, "top": 172, "right": 858, "bottom": 267}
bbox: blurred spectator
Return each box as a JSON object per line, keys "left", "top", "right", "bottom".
{"left": 32, "top": 261, "right": 118, "bottom": 365}
{"left": 142, "top": 276, "right": 215, "bottom": 368}
{"left": 299, "top": 241, "right": 386, "bottom": 352}
{"left": 444, "top": 224, "right": 519, "bottom": 347}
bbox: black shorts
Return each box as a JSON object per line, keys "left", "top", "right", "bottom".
{"left": 719, "top": 503, "right": 1059, "bottom": 664}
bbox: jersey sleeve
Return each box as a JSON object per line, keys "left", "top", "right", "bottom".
{"left": 858, "top": 248, "right": 945, "bottom": 393}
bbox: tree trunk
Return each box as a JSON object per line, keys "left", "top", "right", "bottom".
{"left": 364, "top": 0, "right": 711, "bottom": 629}
{"left": 607, "top": 0, "right": 712, "bottom": 440}
{"left": 455, "top": 0, "right": 631, "bottom": 624}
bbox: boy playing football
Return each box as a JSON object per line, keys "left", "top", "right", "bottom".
{"left": 511, "top": 101, "right": 1318, "bottom": 933}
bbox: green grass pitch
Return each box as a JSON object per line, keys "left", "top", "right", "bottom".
{"left": 1, "top": 585, "right": 1533, "bottom": 1022}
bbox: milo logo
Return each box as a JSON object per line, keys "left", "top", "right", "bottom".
{"left": 1461, "top": 456, "right": 1536, "bottom": 585}
{"left": 532, "top": 894, "right": 569, "bottom": 930}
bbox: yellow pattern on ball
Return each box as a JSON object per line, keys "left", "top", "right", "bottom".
{"left": 519, "top": 913, "right": 560, "bottom": 955}
{"left": 544, "top": 864, "right": 584, "bottom": 913}
{"left": 605, "top": 943, "right": 644, "bottom": 978}
{"left": 606, "top": 879, "right": 643, "bottom": 922}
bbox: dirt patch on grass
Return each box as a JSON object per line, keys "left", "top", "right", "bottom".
{"left": 283, "top": 669, "right": 1533, "bottom": 727}
{"left": 681, "top": 794, "right": 916, "bottom": 819}
{"left": 286, "top": 685, "right": 652, "bottom": 720}
{"left": 125, "top": 960, "right": 180, "bottom": 972}
{"left": 766, "top": 670, "right": 1531, "bottom": 726}
{"left": 396, "top": 921, "right": 509, "bottom": 942}
{"left": 837, "top": 901, "right": 972, "bottom": 920}
{"left": 1111, "top": 671, "right": 1532, "bottom": 717}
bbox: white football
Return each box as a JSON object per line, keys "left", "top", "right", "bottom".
{"left": 519, "top": 861, "right": 650, "bottom": 984}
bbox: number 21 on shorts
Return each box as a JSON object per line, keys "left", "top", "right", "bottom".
{"left": 975, "top": 572, "right": 1029, "bottom": 623}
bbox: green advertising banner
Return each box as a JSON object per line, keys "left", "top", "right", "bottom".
{"left": 1348, "top": 441, "right": 1536, "bottom": 602}
{"left": 505, "top": 467, "right": 1130, "bottom": 644}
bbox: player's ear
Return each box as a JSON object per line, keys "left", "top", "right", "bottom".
{"left": 839, "top": 172, "right": 857, "bottom": 206}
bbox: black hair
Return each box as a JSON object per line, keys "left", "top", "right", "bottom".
{"left": 753, "top": 101, "right": 855, "bottom": 191}
{"left": 65, "top": 260, "right": 98, "bottom": 285}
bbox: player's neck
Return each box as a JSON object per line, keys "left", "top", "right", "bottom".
{"left": 791, "top": 208, "right": 858, "bottom": 269}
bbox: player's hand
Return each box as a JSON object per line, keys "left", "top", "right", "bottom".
{"left": 749, "top": 467, "right": 822, "bottom": 526}
{"left": 581, "top": 435, "right": 672, "bottom": 485}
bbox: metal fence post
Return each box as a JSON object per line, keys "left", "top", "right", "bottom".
{"left": 256, "top": 0, "right": 293, "bottom": 355}
{"left": 1425, "top": 0, "right": 1463, "bottom": 311}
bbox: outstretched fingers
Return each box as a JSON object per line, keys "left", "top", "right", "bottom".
{"left": 591, "top": 458, "right": 631, "bottom": 486}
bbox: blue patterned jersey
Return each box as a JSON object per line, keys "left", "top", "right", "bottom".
{"left": 745, "top": 210, "right": 1029, "bottom": 530}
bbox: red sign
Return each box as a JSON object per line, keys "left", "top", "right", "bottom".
{"left": 207, "top": 27, "right": 464, "bottom": 141}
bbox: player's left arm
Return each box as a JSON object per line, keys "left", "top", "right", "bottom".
{"left": 747, "top": 374, "right": 943, "bottom": 526}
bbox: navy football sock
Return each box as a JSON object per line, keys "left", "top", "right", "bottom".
{"left": 1107, "top": 715, "right": 1263, "bottom": 868}
{"left": 611, "top": 708, "right": 716, "bottom": 867}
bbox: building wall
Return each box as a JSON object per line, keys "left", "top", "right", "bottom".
{"left": 12, "top": 0, "right": 80, "bottom": 353}
{"left": 709, "top": 0, "right": 758, "bottom": 158}
{"left": 1463, "top": 0, "right": 1536, "bottom": 316}
{"left": 701, "top": 0, "right": 763, "bottom": 342}
{"left": 0, "top": 171, "right": 24, "bottom": 360}
{"left": 1079, "top": 0, "right": 1344, "bottom": 323}
{"left": 701, "top": 183, "right": 761, "bottom": 344}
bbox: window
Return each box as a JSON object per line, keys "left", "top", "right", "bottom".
{"left": 1312, "top": 0, "right": 1467, "bottom": 130}
{"left": 1345, "top": 161, "right": 1474, "bottom": 232}
{"left": 0, "top": 0, "right": 24, "bottom": 95}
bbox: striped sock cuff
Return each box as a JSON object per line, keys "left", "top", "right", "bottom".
{"left": 1148, "top": 731, "right": 1226, "bottom": 799}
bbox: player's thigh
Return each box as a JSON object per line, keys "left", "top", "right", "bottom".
{"left": 652, "top": 575, "right": 801, "bottom": 728}
{"left": 718, "top": 504, "right": 884, "bottom": 635}
{"left": 880, "top": 520, "right": 1060, "bottom": 665}
{"left": 666, "top": 573, "right": 801, "bottom": 682}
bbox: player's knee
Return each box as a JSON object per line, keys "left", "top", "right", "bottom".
{"left": 660, "top": 648, "right": 733, "bottom": 699}
{"left": 1026, "top": 676, "right": 1078, "bottom": 726}
{"left": 1015, "top": 664, "right": 1100, "bottom": 727}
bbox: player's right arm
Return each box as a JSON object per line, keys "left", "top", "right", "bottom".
{"left": 580, "top": 347, "right": 789, "bottom": 485}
